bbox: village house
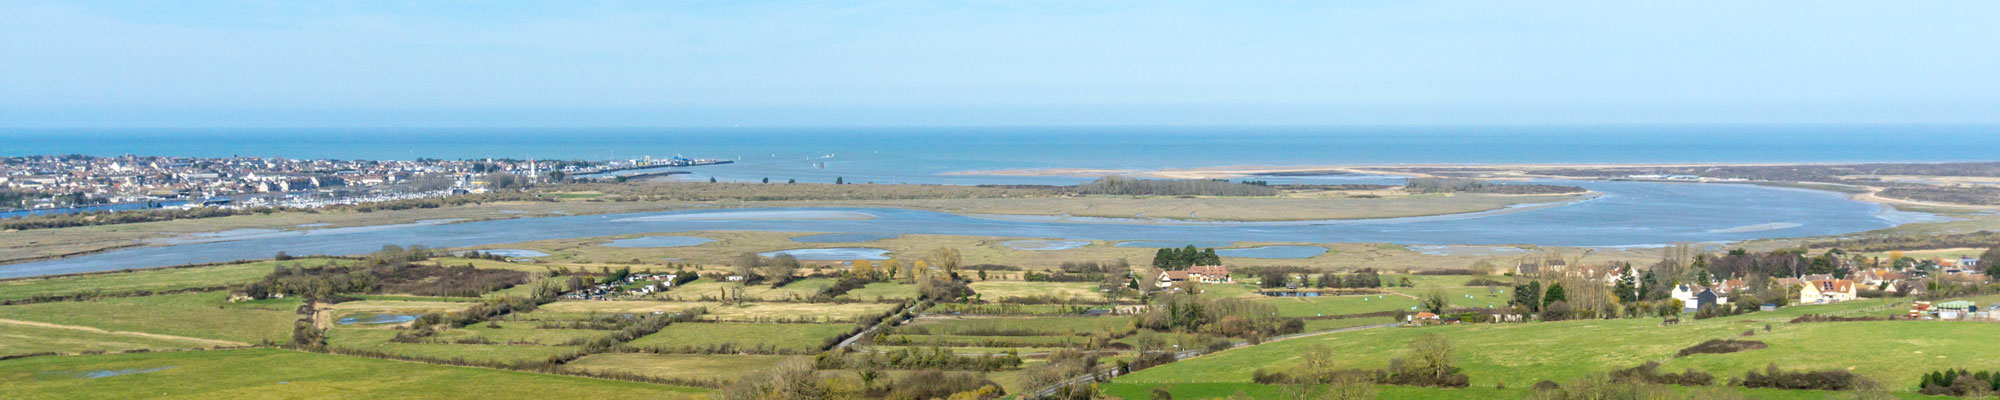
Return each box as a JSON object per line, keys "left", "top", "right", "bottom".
{"left": 1799, "top": 279, "right": 1857, "bottom": 304}
{"left": 1854, "top": 269, "right": 1906, "bottom": 288}
{"left": 1188, "top": 265, "right": 1233, "bottom": 284}
{"left": 1670, "top": 284, "right": 1728, "bottom": 312}
{"left": 1156, "top": 270, "right": 1190, "bottom": 288}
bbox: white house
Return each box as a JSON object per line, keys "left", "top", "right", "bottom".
{"left": 1671, "top": 284, "right": 1729, "bottom": 312}
{"left": 1799, "top": 279, "right": 1857, "bottom": 304}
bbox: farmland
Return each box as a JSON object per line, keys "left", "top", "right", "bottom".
{"left": 0, "top": 348, "right": 707, "bottom": 399}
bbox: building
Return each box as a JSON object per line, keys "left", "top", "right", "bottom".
{"left": 1188, "top": 265, "right": 1233, "bottom": 284}
{"left": 1156, "top": 271, "right": 1190, "bottom": 288}
{"left": 1800, "top": 279, "right": 1857, "bottom": 304}
{"left": 1671, "top": 284, "right": 1728, "bottom": 312}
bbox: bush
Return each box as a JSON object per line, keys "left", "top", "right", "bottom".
{"left": 1740, "top": 363, "right": 1870, "bottom": 391}
{"left": 1610, "top": 362, "right": 1715, "bottom": 386}
{"left": 1676, "top": 339, "right": 1766, "bottom": 357}
{"left": 1919, "top": 369, "right": 2000, "bottom": 397}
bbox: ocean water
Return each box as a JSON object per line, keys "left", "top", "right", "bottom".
{"left": 6, "top": 125, "right": 1998, "bottom": 186}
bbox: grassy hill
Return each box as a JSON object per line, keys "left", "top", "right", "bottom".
{"left": 1114, "top": 297, "right": 1985, "bottom": 398}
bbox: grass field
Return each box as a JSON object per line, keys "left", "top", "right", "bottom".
{"left": 653, "top": 278, "right": 837, "bottom": 302}
{"left": 894, "top": 316, "right": 1133, "bottom": 337}
{"left": 0, "top": 291, "right": 297, "bottom": 344}
{"left": 567, "top": 353, "right": 801, "bottom": 382}
{"left": 539, "top": 300, "right": 894, "bottom": 323}
{"left": 0, "top": 322, "right": 204, "bottom": 357}
{"left": 626, "top": 322, "right": 851, "bottom": 352}
{"left": 967, "top": 281, "right": 1107, "bottom": 302}
{"left": 1117, "top": 298, "right": 2000, "bottom": 392}
{"left": 841, "top": 282, "right": 921, "bottom": 301}
{"left": 1098, "top": 382, "right": 1942, "bottom": 400}
{"left": 0, "top": 348, "right": 707, "bottom": 399}
{"left": 324, "top": 328, "right": 584, "bottom": 364}
{"left": 0, "top": 258, "right": 349, "bottom": 302}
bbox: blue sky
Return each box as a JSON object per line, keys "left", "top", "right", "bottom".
{"left": 3, "top": 1, "right": 1997, "bottom": 127}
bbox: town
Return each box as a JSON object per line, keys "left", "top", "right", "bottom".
{"left": 0, "top": 154, "right": 725, "bottom": 216}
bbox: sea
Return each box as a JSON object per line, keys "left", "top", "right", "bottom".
{"left": 5, "top": 125, "right": 1998, "bottom": 186}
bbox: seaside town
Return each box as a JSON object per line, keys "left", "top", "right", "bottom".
{"left": 0, "top": 154, "right": 726, "bottom": 213}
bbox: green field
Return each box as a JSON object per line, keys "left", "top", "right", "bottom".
{"left": 540, "top": 300, "right": 894, "bottom": 323}
{"left": 0, "top": 322, "right": 203, "bottom": 357}
{"left": 0, "top": 258, "right": 349, "bottom": 302}
{"left": 567, "top": 353, "right": 801, "bottom": 382}
{"left": 325, "top": 328, "right": 584, "bottom": 364}
{"left": 0, "top": 291, "right": 297, "bottom": 344}
{"left": 1117, "top": 298, "right": 2000, "bottom": 393}
{"left": 0, "top": 348, "right": 706, "bottom": 399}
{"left": 966, "top": 281, "right": 1107, "bottom": 301}
{"left": 840, "top": 282, "right": 921, "bottom": 301}
{"left": 893, "top": 316, "right": 1133, "bottom": 337}
{"left": 626, "top": 322, "right": 851, "bottom": 353}
{"left": 1098, "top": 382, "right": 1939, "bottom": 400}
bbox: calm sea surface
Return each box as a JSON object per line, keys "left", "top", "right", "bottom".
{"left": 6, "top": 125, "right": 1998, "bottom": 185}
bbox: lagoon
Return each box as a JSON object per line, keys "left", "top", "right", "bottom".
{"left": 0, "top": 180, "right": 1930, "bottom": 279}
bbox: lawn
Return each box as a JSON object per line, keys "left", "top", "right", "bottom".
{"left": 0, "top": 258, "right": 348, "bottom": 302}
{"left": 626, "top": 322, "right": 852, "bottom": 353}
{"left": 0, "top": 348, "right": 706, "bottom": 399}
{"left": 0, "top": 322, "right": 203, "bottom": 357}
{"left": 566, "top": 353, "right": 800, "bottom": 382}
{"left": 0, "top": 291, "right": 298, "bottom": 344}
{"left": 1117, "top": 299, "right": 2000, "bottom": 392}
{"left": 967, "top": 281, "right": 1107, "bottom": 302}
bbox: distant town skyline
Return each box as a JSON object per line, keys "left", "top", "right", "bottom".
{"left": 4, "top": 1, "right": 1998, "bottom": 128}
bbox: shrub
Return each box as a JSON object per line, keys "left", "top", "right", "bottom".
{"left": 1610, "top": 362, "right": 1715, "bottom": 386}
{"left": 1740, "top": 363, "right": 1870, "bottom": 391}
{"left": 1676, "top": 339, "right": 1767, "bottom": 357}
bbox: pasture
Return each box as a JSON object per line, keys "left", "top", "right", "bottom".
{"left": 0, "top": 291, "right": 297, "bottom": 344}
{"left": 966, "top": 281, "right": 1107, "bottom": 302}
{"left": 566, "top": 353, "right": 801, "bottom": 382}
{"left": 626, "top": 322, "right": 851, "bottom": 353}
{"left": 0, "top": 322, "right": 204, "bottom": 357}
{"left": 0, "top": 258, "right": 348, "bottom": 302}
{"left": 1117, "top": 298, "right": 2000, "bottom": 393}
{"left": 0, "top": 348, "right": 706, "bottom": 399}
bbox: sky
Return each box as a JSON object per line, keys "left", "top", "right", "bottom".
{"left": 2, "top": 1, "right": 1997, "bottom": 127}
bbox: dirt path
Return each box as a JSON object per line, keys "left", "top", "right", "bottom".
{"left": 0, "top": 317, "right": 250, "bottom": 347}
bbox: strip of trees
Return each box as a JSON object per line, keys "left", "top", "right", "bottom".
{"left": 1152, "top": 245, "right": 1221, "bottom": 269}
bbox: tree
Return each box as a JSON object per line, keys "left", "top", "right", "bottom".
{"left": 787, "top": 178, "right": 796, "bottom": 184}
{"left": 927, "top": 248, "right": 963, "bottom": 276}
{"left": 1513, "top": 281, "right": 1543, "bottom": 312}
{"left": 762, "top": 177, "right": 769, "bottom": 183}
{"left": 1542, "top": 282, "right": 1567, "bottom": 309}
{"left": 763, "top": 254, "right": 800, "bottom": 286}
{"left": 835, "top": 177, "right": 844, "bottom": 184}
{"left": 1408, "top": 334, "right": 1456, "bottom": 378}
{"left": 1614, "top": 268, "right": 1639, "bottom": 303}
{"left": 1983, "top": 246, "right": 2000, "bottom": 277}
{"left": 709, "top": 177, "right": 717, "bottom": 183}
{"left": 851, "top": 259, "right": 875, "bottom": 279}
{"left": 1421, "top": 287, "right": 1450, "bottom": 314}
